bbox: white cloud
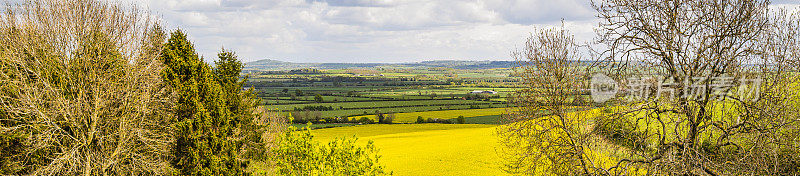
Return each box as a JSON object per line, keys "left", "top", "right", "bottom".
{"left": 773, "top": 0, "right": 800, "bottom": 5}
{"left": 131, "top": 0, "right": 597, "bottom": 63}
{"left": 483, "top": 0, "right": 595, "bottom": 24}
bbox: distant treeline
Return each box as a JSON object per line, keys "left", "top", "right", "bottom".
{"left": 244, "top": 60, "right": 519, "bottom": 70}
{"left": 257, "top": 68, "right": 325, "bottom": 74}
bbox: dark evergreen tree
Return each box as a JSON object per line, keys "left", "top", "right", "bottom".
{"left": 213, "top": 48, "right": 271, "bottom": 169}
{"left": 160, "top": 30, "right": 245, "bottom": 175}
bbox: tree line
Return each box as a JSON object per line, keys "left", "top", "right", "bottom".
{"left": 0, "top": 0, "right": 388, "bottom": 175}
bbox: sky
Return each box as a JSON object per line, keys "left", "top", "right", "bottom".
{"left": 128, "top": 0, "right": 800, "bottom": 63}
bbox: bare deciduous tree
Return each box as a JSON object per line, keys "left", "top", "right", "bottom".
{"left": 590, "top": 0, "right": 800, "bottom": 175}
{"left": 502, "top": 0, "right": 800, "bottom": 175}
{"left": 0, "top": 0, "right": 174, "bottom": 175}
{"left": 246, "top": 107, "right": 289, "bottom": 175}
{"left": 498, "top": 25, "right": 599, "bottom": 175}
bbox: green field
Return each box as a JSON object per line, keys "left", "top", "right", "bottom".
{"left": 269, "top": 99, "right": 492, "bottom": 111}
{"left": 463, "top": 115, "right": 503, "bottom": 124}
{"left": 262, "top": 95, "right": 380, "bottom": 103}
{"left": 348, "top": 107, "right": 509, "bottom": 123}
{"left": 290, "top": 104, "right": 503, "bottom": 120}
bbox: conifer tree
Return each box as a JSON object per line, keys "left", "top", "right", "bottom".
{"left": 161, "top": 30, "right": 244, "bottom": 175}
{"left": 212, "top": 49, "right": 273, "bottom": 163}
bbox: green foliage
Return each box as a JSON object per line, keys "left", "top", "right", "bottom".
{"left": 416, "top": 116, "right": 425, "bottom": 124}
{"left": 380, "top": 114, "right": 394, "bottom": 124}
{"left": 371, "top": 112, "right": 395, "bottom": 124}
{"left": 214, "top": 49, "right": 276, "bottom": 165}
{"left": 425, "top": 118, "right": 454, "bottom": 124}
{"left": 273, "top": 126, "right": 390, "bottom": 175}
{"left": 357, "top": 117, "right": 375, "bottom": 124}
{"left": 314, "top": 93, "right": 324, "bottom": 103}
{"left": 456, "top": 116, "right": 465, "bottom": 124}
{"left": 0, "top": 131, "right": 26, "bottom": 173}
{"left": 161, "top": 30, "right": 247, "bottom": 175}
{"left": 214, "top": 49, "right": 250, "bottom": 117}
{"left": 593, "top": 117, "right": 648, "bottom": 152}
{"left": 377, "top": 113, "right": 385, "bottom": 124}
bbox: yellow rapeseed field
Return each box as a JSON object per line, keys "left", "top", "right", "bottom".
{"left": 312, "top": 124, "right": 510, "bottom": 176}
{"left": 312, "top": 108, "right": 634, "bottom": 175}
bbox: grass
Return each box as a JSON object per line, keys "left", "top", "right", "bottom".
{"left": 286, "top": 104, "right": 504, "bottom": 120}
{"left": 464, "top": 115, "right": 502, "bottom": 124}
{"left": 311, "top": 124, "right": 509, "bottom": 176}
{"left": 348, "top": 107, "right": 509, "bottom": 123}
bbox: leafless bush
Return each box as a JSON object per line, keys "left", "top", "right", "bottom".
{"left": 0, "top": 0, "right": 174, "bottom": 175}
{"left": 245, "top": 107, "right": 288, "bottom": 175}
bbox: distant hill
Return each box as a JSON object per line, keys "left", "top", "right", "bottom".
{"left": 244, "top": 59, "right": 516, "bottom": 71}
{"left": 245, "top": 59, "right": 312, "bottom": 70}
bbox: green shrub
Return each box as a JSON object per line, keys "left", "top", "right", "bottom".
{"left": 425, "top": 118, "right": 453, "bottom": 124}
{"left": 379, "top": 113, "right": 395, "bottom": 124}
{"left": 358, "top": 117, "right": 375, "bottom": 124}
{"left": 457, "top": 116, "right": 466, "bottom": 124}
{"left": 594, "top": 117, "right": 647, "bottom": 152}
{"left": 416, "top": 116, "right": 425, "bottom": 123}
{"left": 314, "top": 94, "right": 324, "bottom": 102}
{"left": 377, "top": 113, "right": 385, "bottom": 124}
{"left": 273, "top": 127, "right": 390, "bottom": 175}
